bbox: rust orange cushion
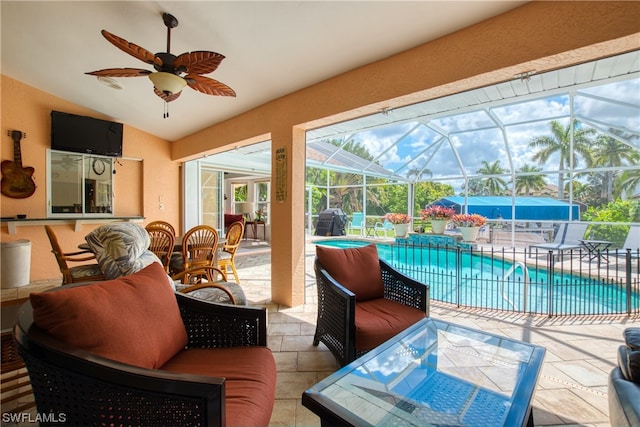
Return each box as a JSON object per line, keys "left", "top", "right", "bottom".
{"left": 355, "top": 298, "right": 426, "bottom": 351}
{"left": 316, "top": 244, "right": 384, "bottom": 301}
{"left": 161, "top": 347, "right": 276, "bottom": 427}
{"left": 30, "top": 262, "right": 187, "bottom": 369}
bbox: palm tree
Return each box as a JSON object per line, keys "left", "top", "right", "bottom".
{"left": 465, "top": 178, "right": 486, "bottom": 196}
{"left": 323, "top": 139, "right": 384, "bottom": 215}
{"left": 591, "top": 133, "right": 640, "bottom": 201}
{"left": 514, "top": 164, "right": 546, "bottom": 195}
{"left": 329, "top": 172, "right": 364, "bottom": 213}
{"left": 528, "top": 120, "right": 595, "bottom": 199}
{"left": 406, "top": 167, "right": 433, "bottom": 182}
{"left": 476, "top": 160, "right": 508, "bottom": 195}
{"left": 617, "top": 168, "right": 640, "bottom": 198}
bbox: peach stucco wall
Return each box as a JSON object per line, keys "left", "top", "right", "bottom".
{"left": 172, "top": 1, "right": 639, "bottom": 306}
{"left": 0, "top": 75, "right": 179, "bottom": 281}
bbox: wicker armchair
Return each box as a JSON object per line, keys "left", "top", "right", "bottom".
{"left": 13, "top": 290, "right": 270, "bottom": 427}
{"left": 313, "top": 257, "right": 429, "bottom": 366}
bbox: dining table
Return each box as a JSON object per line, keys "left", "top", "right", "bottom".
{"left": 170, "top": 236, "right": 226, "bottom": 274}
{"left": 173, "top": 236, "right": 226, "bottom": 251}
{"left": 79, "top": 238, "right": 226, "bottom": 253}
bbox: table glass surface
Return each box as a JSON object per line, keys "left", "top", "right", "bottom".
{"left": 304, "top": 318, "right": 544, "bottom": 427}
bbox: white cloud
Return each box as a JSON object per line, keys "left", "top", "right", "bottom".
{"left": 575, "top": 82, "right": 640, "bottom": 131}
{"left": 493, "top": 97, "right": 569, "bottom": 125}
{"left": 336, "top": 77, "right": 639, "bottom": 184}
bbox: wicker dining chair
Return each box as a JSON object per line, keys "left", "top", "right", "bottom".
{"left": 218, "top": 220, "right": 244, "bottom": 283}
{"left": 44, "top": 225, "right": 105, "bottom": 285}
{"left": 146, "top": 220, "right": 176, "bottom": 236}
{"left": 145, "top": 225, "right": 175, "bottom": 272}
{"left": 172, "top": 225, "right": 219, "bottom": 282}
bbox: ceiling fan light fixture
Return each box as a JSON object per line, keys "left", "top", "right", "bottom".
{"left": 149, "top": 72, "right": 186, "bottom": 95}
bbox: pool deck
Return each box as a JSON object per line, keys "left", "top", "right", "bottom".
{"left": 235, "top": 238, "right": 638, "bottom": 427}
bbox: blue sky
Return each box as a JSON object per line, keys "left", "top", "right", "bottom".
{"left": 351, "top": 78, "right": 639, "bottom": 193}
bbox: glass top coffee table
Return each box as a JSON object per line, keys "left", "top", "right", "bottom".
{"left": 302, "top": 318, "right": 545, "bottom": 427}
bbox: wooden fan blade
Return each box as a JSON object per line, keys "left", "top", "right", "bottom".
{"left": 185, "top": 74, "right": 236, "bottom": 97}
{"left": 101, "top": 30, "right": 161, "bottom": 66}
{"left": 174, "top": 51, "right": 225, "bottom": 74}
{"left": 154, "top": 87, "right": 182, "bottom": 103}
{"left": 86, "top": 68, "right": 151, "bottom": 77}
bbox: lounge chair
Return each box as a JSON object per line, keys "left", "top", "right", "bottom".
{"left": 348, "top": 212, "right": 365, "bottom": 235}
{"left": 373, "top": 219, "right": 393, "bottom": 238}
{"left": 615, "top": 225, "right": 640, "bottom": 260}
{"left": 529, "top": 222, "right": 588, "bottom": 258}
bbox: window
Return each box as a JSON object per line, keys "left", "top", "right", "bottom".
{"left": 183, "top": 160, "right": 224, "bottom": 231}
{"left": 256, "top": 181, "right": 270, "bottom": 222}
{"left": 48, "top": 150, "right": 113, "bottom": 216}
{"left": 233, "top": 184, "right": 248, "bottom": 214}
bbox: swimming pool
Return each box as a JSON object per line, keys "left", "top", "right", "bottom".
{"left": 314, "top": 239, "right": 640, "bottom": 316}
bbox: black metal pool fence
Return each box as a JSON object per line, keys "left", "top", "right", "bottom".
{"left": 385, "top": 241, "right": 640, "bottom": 316}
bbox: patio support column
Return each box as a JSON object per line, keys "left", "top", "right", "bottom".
{"left": 270, "top": 125, "right": 306, "bottom": 307}
{"left": 362, "top": 175, "right": 367, "bottom": 224}
{"left": 409, "top": 183, "right": 415, "bottom": 227}
{"left": 568, "top": 93, "right": 577, "bottom": 220}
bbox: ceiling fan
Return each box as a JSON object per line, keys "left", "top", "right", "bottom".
{"left": 86, "top": 12, "right": 235, "bottom": 114}
{"left": 51, "top": 154, "right": 84, "bottom": 170}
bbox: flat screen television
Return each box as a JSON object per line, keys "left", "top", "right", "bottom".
{"left": 50, "top": 110, "right": 123, "bottom": 157}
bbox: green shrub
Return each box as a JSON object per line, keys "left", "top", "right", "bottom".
{"left": 583, "top": 199, "right": 640, "bottom": 247}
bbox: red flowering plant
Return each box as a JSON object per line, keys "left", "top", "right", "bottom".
{"left": 383, "top": 213, "right": 412, "bottom": 224}
{"left": 420, "top": 206, "right": 456, "bottom": 220}
{"left": 451, "top": 213, "right": 487, "bottom": 227}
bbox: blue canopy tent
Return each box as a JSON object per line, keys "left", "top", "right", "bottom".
{"left": 429, "top": 196, "right": 580, "bottom": 221}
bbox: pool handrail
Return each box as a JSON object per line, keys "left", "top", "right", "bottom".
{"left": 501, "top": 261, "right": 530, "bottom": 311}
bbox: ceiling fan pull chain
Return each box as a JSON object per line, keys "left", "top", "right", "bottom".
{"left": 163, "top": 101, "right": 169, "bottom": 119}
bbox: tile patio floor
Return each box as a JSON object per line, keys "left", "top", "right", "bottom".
{"left": 233, "top": 239, "right": 639, "bottom": 427}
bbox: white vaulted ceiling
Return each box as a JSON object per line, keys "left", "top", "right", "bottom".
{"left": 1, "top": 1, "right": 525, "bottom": 141}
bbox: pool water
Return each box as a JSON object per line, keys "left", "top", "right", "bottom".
{"left": 314, "top": 239, "right": 639, "bottom": 315}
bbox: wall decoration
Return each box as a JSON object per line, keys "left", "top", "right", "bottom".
{"left": 1, "top": 130, "right": 36, "bottom": 198}
{"left": 275, "top": 147, "right": 287, "bottom": 203}
{"left": 92, "top": 158, "right": 106, "bottom": 175}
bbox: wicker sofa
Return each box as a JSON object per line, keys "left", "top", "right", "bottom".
{"left": 13, "top": 262, "right": 276, "bottom": 427}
